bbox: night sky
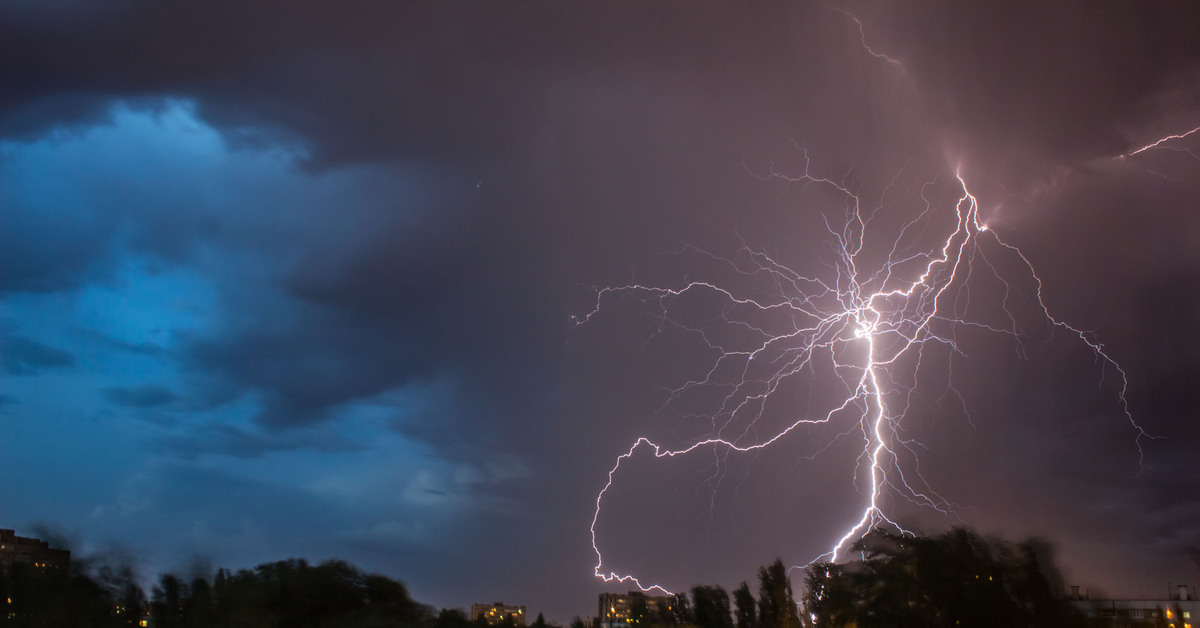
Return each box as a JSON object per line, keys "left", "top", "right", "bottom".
{"left": 3, "top": 1, "right": 1200, "bottom": 621}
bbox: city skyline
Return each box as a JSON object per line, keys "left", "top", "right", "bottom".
{"left": 2, "top": 2, "right": 1200, "bottom": 622}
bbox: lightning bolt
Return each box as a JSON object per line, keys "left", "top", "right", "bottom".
{"left": 578, "top": 153, "right": 1151, "bottom": 594}
{"left": 832, "top": 7, "right": 904, "bottom": 70}
{"left": 1123, "top": 124, "right": 1200, "bottom": 158}
{"left": 578, "top": 5, "right": 1169, "bottom": 595}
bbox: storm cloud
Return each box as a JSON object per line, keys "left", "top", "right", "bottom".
{"left": 2, "top": 1, "right": 1199, "bottom": 620}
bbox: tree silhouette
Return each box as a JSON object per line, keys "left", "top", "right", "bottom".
{"left": 0, "top": 552, "right": 443, "bottom": 627}
{"left": 672, "top": 592, "right": 694, "bottom": 625}
{"left": 757, "top": 559, "right": 801, "bottom": 628}
{"left": 152, "top": 573, "right": 186, "bottom": 628}
{"left": 691, "top": 585, "right": 732, "bottom": 628}
{"left": 801, "top": 528, "right": 1091, "bottom": 628}
{"left": 733, "top": 582, "right": 756, "bottom": 628}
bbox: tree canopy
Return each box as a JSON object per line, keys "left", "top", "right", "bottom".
{"left": 0, "top": 556, "right": 433, "bottom": 628}
{"left": 801, "top": 528, "right": 1090, "bottom": 628}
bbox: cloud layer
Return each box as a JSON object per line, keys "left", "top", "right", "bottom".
{"left": 2, "top": 1, "right": 1199, "bottom": 619}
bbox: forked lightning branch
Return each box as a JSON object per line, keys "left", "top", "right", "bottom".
{"left": 576, "top": 154, "right": 1153, "bottom": 595}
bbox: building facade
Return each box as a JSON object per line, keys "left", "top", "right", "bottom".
{"left": 472, "top": 602, "right": 527, "bottom": 626}
{"left": 598, "top": 591, "right": 677, "bottom": 628}
{"left": 1071, "top": 585, "right": 1198, "bottom": 627}
{"left": 0, "top": 529, "right": 70, "bottom": 572}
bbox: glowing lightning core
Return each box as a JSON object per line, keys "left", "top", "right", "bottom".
{"left": 579, "top": 156, "right": 1149, "bottom": 594}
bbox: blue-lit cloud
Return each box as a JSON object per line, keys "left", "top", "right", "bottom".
{"left": 0, "top": 99, "right": 534, "bottom": 585}
{"left": 2, "top": 4, "right": 1199, "bottom": 621}
{"left": 0, "top": 335, "right": 76, "bottom": 374}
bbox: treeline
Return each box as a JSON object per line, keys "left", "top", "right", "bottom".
{"left": 802, "top": 528, "right": 1092, "bottom": 628}
{"left": 1, "top": 527, "right": 1094, "bottom": 628}
{"left": 615, "top": 559, "right": 801, "bottom": 628}
{"left": 0, "top": 557, "right": 433, "bottom": 628}
{"left": 611, "top": 527, "right": 1092, "bottom": 628}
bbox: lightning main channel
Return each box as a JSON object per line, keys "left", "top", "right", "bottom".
{"left": 578, "top": 156, "right": 1150, "bottom": 594}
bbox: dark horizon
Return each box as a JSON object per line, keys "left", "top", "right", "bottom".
{"left": 5, "top": 523, "right": 1195, "bottom": 626}
{"left": 9, "top": 521, "right": 1190, "bottom": 619}
{"left": 2, "top": 2, "right": 1200, "bottom": 623}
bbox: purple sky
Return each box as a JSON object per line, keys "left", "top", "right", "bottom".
{"left": 2, "top": 1, "right": 1200, "bottom": 621}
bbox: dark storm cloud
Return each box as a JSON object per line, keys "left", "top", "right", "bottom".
{"left": 0, "top": 186, "right": 118, "bottom": 295}
{"left": 0, "top": 3, "right": 521, "bottom": 160}
{"left": 156, "top": 422, "right": 364, "bottom": 460}
{"left": 180, "top": 325, "right": 413, "bottom": 428}
{"left": 0, "top": 1, "right": 892, "bottom": 186}
{"left": 175, "top": 240, "right": 513, "bottom": 437}
{"left": 3, "top": 1, "right": 1200, "bottom": 620}
{"left": 861, "top": 2, "right": 1200, "bottom": 177}
{"left": 80, "top": 329, "right": 165, "bottom": 357}
{"left": 0, "top": 105, "right": 224, "bottom": 298}
{"left": 0, "top": 334, "right": 76, "bottom": 374}
{"left": 103, "top": 384, "right": 177, "bottom": 408}
{"left": 88, "top": 461, "right": 375, "bottom": 562}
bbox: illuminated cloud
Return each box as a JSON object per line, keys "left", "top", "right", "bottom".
{"left": 0, "top": 2, "right": 1198, "bottom": 620}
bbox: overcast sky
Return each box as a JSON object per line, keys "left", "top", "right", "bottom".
{"left": 2, "top": 1, "right": 1200, "bottom": 621}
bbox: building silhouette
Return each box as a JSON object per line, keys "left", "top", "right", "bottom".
{"left": 472, "top": 602, "right": 527, "bottom": 626}
{"left": 598, "top": 591, "right": 676, "bottom": 628}
{"left": 0, "top": 529, "right": 70, "bottom": 572}
{"left": 1070, "top": 584, "right": 1198, "bottom": 627}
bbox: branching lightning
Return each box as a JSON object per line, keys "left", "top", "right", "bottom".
{"left": 576, "top": 7, "right": 1172, "bottom": 595}
{"left": 577, "top": 154, "right": 1151, "bottom": 594}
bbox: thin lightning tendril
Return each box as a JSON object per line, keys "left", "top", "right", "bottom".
{"left": 577, "top": 8, "right": 1185, "bottom": 595}
{"left": 1121, "top": 124, "right": 1200, "bottom": 159}
{"left": 577, "top": 157, "right": 1152, "bottom": 594}
{"left": 831, "top": 7, "right": 904, "bottom": 69}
